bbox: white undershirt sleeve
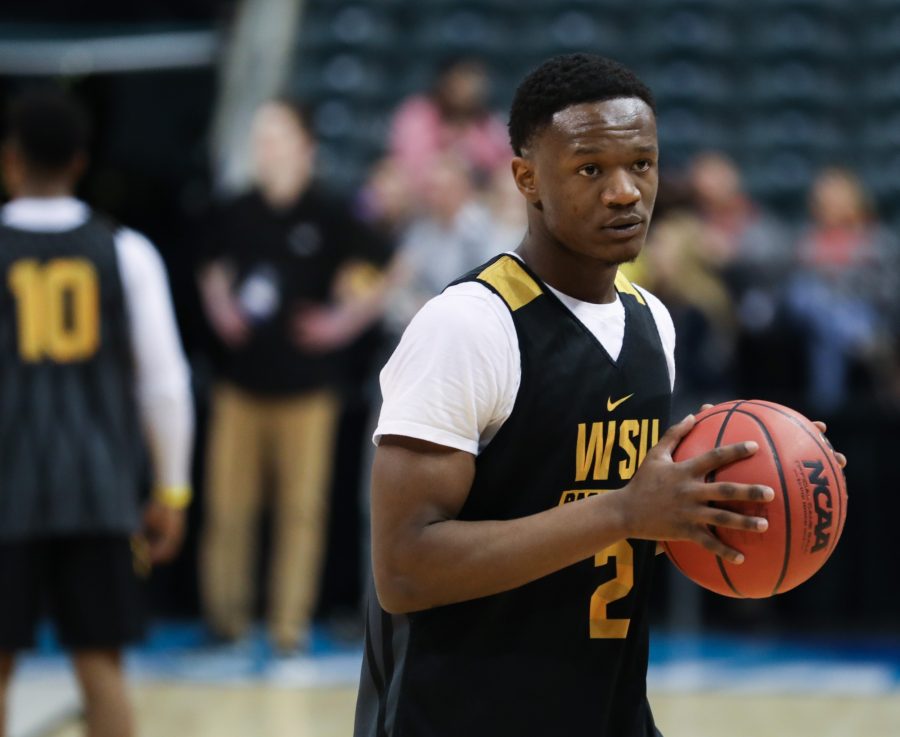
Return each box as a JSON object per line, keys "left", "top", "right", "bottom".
{"left": 375, "top": 284, "right": 519, "bottom": 455}
{"left": 115, "top": 228, "right": 194, "bottom": 489}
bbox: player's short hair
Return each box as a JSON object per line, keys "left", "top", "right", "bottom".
{"left": 508, "top": 53, "right": 656, "bottom": 156}
{"left": 6, "top": 87, "right": 90, "bottom": 172}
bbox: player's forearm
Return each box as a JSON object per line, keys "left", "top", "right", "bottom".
{"left": 373, "top": 489, "right": 630, "bottom": 614}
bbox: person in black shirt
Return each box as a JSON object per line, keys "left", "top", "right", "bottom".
{"left": 354, "top": 55, "right": 847, "bottom": 736}
{"left": 198, "top": 99, "right": 390, "bottom": 653}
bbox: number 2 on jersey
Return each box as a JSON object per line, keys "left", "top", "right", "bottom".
{"left": 8, "top": 258, "right": 100, "bottom": 363}
{"left": 590, "top": 540, "right": 633, "bottom": 639}
{"left": 586, "top": 487, "right": 633, "bottom": 639}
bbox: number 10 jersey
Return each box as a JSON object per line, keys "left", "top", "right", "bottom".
{"left": 0, "top": 216, "right": 142, "bottom": 540}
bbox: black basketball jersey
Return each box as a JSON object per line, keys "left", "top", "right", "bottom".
{"left": 0, "top": 215, "right": 142, "bottom": 540}
{"left": 356, "top": 254, "right": 672, "bottom": 737}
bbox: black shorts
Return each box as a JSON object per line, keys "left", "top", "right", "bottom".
{"left": 0, "top": 535, "right": 147, "bottom": 651}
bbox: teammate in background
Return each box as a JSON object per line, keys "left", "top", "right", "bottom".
{"left": 0, "top": 89, "right": 193, "bottom": 737}
{"left": 355, "top": 54, "right": 843, "bottom": 737}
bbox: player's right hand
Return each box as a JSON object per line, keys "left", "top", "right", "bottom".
{"left": 142, "top": 501, "right": 187, "bottom": 564}
{"left": 617, "top": 413, "right": 775, "bottom": 564}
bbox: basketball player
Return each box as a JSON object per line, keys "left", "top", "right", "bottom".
{"left": 355, "top": 54, "right": 845, "bottom": 736}
{"left": 0, "top": 89, "right": 193, "bottom": 737}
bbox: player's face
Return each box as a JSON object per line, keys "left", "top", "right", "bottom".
{"left": 516, "top": 98, "right": 658, "bottom": 265}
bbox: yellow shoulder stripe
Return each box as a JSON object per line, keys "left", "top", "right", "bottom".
{"left": 477, "top": 255, "right": 542, "bottom": 311}
{"left": 614, "top": 271, "right": 646, "bottom": 305}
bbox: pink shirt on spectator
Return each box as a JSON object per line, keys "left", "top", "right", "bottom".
{"left": 389, "top": 96, "right": 511, "bottom": 186}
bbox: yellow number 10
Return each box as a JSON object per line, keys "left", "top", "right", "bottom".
{"left": 8, "top": 258, "right": 100, "bottom": 363}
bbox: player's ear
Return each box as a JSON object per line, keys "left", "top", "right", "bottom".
{"left": 511, "top": 156, "right": 540, "bottom": 205}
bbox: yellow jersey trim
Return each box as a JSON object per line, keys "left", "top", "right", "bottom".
{"left": 614, "top": 271, "right": 646, "bottom": 305}
{"left": 477, "top": 256, "right": 542, "bottom": 311}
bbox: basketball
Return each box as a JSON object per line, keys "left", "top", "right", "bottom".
{"left": 663, "top": 400, "right": 848, "bottom": 599}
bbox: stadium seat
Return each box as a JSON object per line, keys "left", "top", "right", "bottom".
{"left": 518, "top": 12, "right": 625, "bottom": 59}
{"left": 412, "top": 9, "right": 507, "bottom": 56}
{"left": 291, "top": 0, "right": 894, "bottom": 211}
{"left": 751, "top": 0, "right": 855, "bottom": 11}
{"left": 861, "top": 62, "right": 900, "bottom": 107}
{"left": 742, "top": 150, "right": 817, "bottom": 210}
{"left": 525, "top": 0, "right": 635, "bottom": 12}
{"left": 860, "top": 110, "right": 900, "bottom": 149}
{"left": 745, "top": 11, "right": 851, "bottom": 62}
{"left": 311, "top": 98, "right": 356, "bottom": 141}
{"left": 645, "top": 60, "right": 735, "bottom": 108}
{"left": 863, "top": 0, "right": 900, "bottom": 11}
{"left": 637, "top": 10, "right": 736, "bottom": 61}
{"left": 860, "top": 149, "right": 900, "bottom": 213}
{"left": 292, "top": 52, "right": 393, "bottom": 104}
{"left": 860, "top": 13, "right": 900, "bottom": 59}
{"left": 741, "top": 111, "right": 844, "bottom": 152}
{"left": 745, "top": 62, "right": 846, "bottom": 109}
{"left": 331, "top": 5, "right": 398, "bottom": 51}
{"left": 655, "top": 107, "right": 729, "bottom": 165}
{"left": 297, "top": 4, "right": 400, "bottom": 57}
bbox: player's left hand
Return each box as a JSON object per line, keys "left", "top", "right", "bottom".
{"left": 697, "top": 404, "right": 847, "bottom": 469}
{"left": 142, "top": 501, "right": 186, "bottom": 564}
{"left": 811, "top": 420, "right": 847, "bottom": 469}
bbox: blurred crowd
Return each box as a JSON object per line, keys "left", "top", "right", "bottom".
{"left": 631, "top": 153, "right": 900, "bottom": 419}
{"left": 193, "top": 54, "right": 900, "bottom": 642}
{"left": 6, "top": 56, "right": 900, "bottom": 649}
{"left": 187, "top": 56, "right": 900, "bottom": 646}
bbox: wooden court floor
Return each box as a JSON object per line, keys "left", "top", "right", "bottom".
{"left": 47, "top": 684, "right": 900, "bottom": 737}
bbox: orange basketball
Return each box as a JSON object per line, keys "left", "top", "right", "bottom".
{"left": 662, "top": 400, "right": 848, "bottom": 598}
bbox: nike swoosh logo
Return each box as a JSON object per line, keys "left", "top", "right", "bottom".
{"left": 607, "top": 393, "right": 634, "bottom": 412}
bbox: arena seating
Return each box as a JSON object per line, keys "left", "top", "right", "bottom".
{"left": 291, "top": 0, "right": 900, "bottom": 220}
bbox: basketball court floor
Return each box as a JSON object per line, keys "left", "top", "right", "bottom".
{"left": 12, "top": 624, "right": 900, "bottom": 737}
{"left": 42, "top": 686, "right": 900, "bottom": 737}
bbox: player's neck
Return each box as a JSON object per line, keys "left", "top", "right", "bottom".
{"left": 516, "top": 231, "right": 618, "bottom": 305}
{"left": 14, "top": 179, "right": 74, "bottom": 199}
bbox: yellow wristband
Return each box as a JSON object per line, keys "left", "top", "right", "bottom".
{"left": 154, "top": 485, "right": 193, "bottom": 510}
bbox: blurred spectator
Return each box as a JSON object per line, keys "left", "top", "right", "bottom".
{"left": 687, "top": 152, "right": 800, "bottom": 402}
{"left": 382, "top": 155, "right": 499, "bottom": 336}
{"left": 689, "top": 151, "right": 790, "bottom": 275}
{"left": 389, "top": 57, "right": 511, "bottom": 191}
{"left": 355, "top": 156, "right": 416, "bottom": 240}
{"left": 785, "top": 168, "right": 900, "bottom": 413}
{"left": 624, "top": 181, "right": 736, "bottom": 413}
{"left": 197, "top": 98, "right": 390, "bottom": 653}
